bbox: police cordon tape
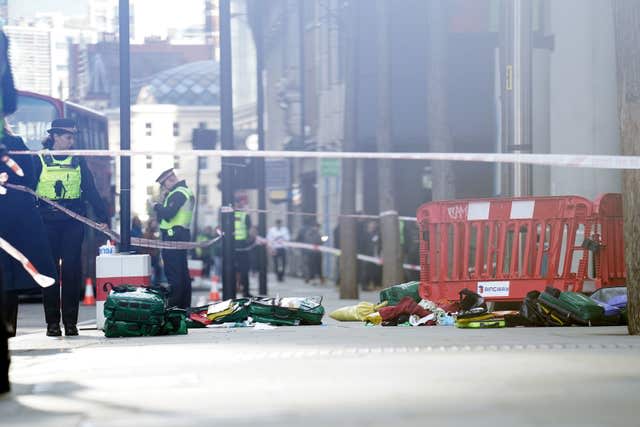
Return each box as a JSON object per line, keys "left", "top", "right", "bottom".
{"left": 3, "top": 183, "right": 416, "bottom": 259}
{"left": 8, "top": 148, "right": 640, "bottom": 170}
{"left": 258, "top": 239, "right": 421, "bottom": 272}
{"left": 243, "top": 207, "right": 417, "bottom": 223}
{"left": 0, "top": 237, "right": 55, "bottom": 288}
{"left": 4, "top": 183, "right": 222, "bottom": 250}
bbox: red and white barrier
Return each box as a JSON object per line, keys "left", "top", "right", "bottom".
{"left": 96, "top": 254, "right": 151, "bottom": 329}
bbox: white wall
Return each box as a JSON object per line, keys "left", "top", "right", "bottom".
{"left": 107, "top": 105, "right": 222, "bottom": 229}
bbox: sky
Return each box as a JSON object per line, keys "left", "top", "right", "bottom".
{"left": 9, "top": 0, "right": 86, "bottom": 18}
{"left": 8, "top": 0, "right": 204, "bottom": 42}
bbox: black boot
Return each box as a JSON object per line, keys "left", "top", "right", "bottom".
{"left": 64, "top": 324, "right": 78, "bottom": 336}
{"left": 46, "top": 324, "right": 62, "bottom": 337}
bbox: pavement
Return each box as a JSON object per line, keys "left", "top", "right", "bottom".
{"left": 3, "top": 274, "right": 640, "bottom": 427}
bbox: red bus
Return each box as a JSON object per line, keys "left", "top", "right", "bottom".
{"left": 6, "top": 91, "right": 115, "bottom": 281}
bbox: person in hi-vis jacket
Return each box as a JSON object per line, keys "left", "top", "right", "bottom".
{"left": 154, "top": 168, "right": 194, "bottom": 309}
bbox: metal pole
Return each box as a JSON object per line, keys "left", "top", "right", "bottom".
{"left": 511, "top": 0, "right": 533, "bottom": 197}
{"left": 193, "top": 158, "right": 201, "bottom": 239}
{"left": 298, "top": 0, "right": 305, "bottom": 146}
{"left": 256, "top": 3, "right": 268, "bottom": 295}
{"left": 119, "top": 0, "right": 131, "bottom": 252}
{"left": 220, "top": 0, "right": 236, "bottom": 300}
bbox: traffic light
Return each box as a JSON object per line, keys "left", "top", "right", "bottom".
{"left": 218, "top": 157, "right": 260, "bottom": 190}
{"left": 217, "top": 159, "right": 261, "bottom": 191}
{"left": 192, "top": 129, "right": 218, "bottom": 150}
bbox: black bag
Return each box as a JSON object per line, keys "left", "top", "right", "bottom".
{"left": 459, "top": 288, "right": 485, "bottom": 311}
{"left": 518, "top": 290, "right": 548, "bottom": 326}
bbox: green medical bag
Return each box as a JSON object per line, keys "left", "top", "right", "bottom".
{"left": 248, "top": 297, "right": 325, "bottom": 326}
{"left": 103, "top": 286, "right": 188, "bottom": 337}
{"left": 538, "top": 287, "right": 604, "bottom": 326}
{"left": 379, "top": 281, "right": 421, "bottom": 306}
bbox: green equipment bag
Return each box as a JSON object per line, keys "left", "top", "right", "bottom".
{"left": 104, "top": 320, "right": 163, "bottom": 338}
{"left": 213, "top": 299, "right": 250, "bottom": 324}
{"left": 162, "top": 308, "right": 188, "bottom": 335}
{"left": 248, "top": 297, "right": 325, "bottom": 326}
{"left": 103, "top": 285, "right": 188, "bottom": 337}
{"left": 379, "top": 281, "right": 421, "bottom": 306}
{"left": 104, "top": 286, "right": 167, "bottom": 325}
{"left": 537, "top": 287, "right": 604, "bottom": 326}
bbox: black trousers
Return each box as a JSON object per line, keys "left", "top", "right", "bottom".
{"left": 0, "top": 274, "right": 10, "bottom": 393}
{"left": 235, "top": 247, "right": 250, "bottom": 297}
{"left": 1, "top": 291, "right": 18, "bottom": 337}
{"left": 162, "top": 248, "right": 191, "bottom": 309}
{"left": 273, "top": 248, "right": 286, "bottom": 281}
{"left": 42, "top": 220, "right": 84, "bottom": 326}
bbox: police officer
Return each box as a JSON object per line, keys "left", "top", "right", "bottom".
{"left": 35, "top": 119, "right": 109, "bottom": 337}
{"left": 233, "top": 199, "right": 252, "bottom": 297}
{"left": 154, "top": 168, "right": 194, "bottom": 309}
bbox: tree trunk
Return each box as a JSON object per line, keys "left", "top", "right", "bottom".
{"left": 613, "top": 0, "right": 640, "bottom": 335}
{"left": 426, "top": 0, "right": 455, "bottom": 201}
{"left": 375, "top": 0, "right": 404, "bottom": 287}
{"left": 339, "top": 0, "right": 359, "bottom": 299}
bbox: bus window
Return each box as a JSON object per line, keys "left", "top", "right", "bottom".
{"left": 7, "top": 95, "right": 60, "bottom": 150}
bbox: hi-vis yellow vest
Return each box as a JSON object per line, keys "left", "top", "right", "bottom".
{"left": 35, "top": 154, "right": 81, "bottom": 200}
{"left": 234, "top": 211, "right": 248, "bottom": 241}
{"left": 159, "top": 186, "right": 194, "bottom": 234}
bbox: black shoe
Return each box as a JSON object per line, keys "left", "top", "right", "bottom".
{"left": 46, "top": 324, "right": 62, "bottom": 337}
{"left": 64, "top": 325, "right": 79, "bottom": 336}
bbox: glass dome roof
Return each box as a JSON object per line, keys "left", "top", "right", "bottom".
{"left": 132, "top": 60, "right": 219, "bottom": 106}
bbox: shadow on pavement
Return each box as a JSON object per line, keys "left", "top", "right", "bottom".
{"left": 2, "top": 380, "right": 176, "bottom": 424}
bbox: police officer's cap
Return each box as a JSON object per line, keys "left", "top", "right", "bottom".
{"left": 156, "top": 168, "right": 176, "bottom": 184}
{"left": 47, "top": 118, "right": 78, "bottom": 135}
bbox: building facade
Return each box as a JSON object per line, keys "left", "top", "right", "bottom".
{"left": 106, "top": 60, "right": 256, "bottom": 230}
{"left": 249, "top": 0, "right": 622, "bottom": 278}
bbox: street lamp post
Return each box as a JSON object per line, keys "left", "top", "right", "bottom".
{"left": 502, "top": 0, "right": 533, "bottom": 197}
{"left": 219, "top": 0, "right": 237, "bottom": 300}
{"left": 255, "top": 2, "right": 268, "bottom": 296}
{"left": 119, "top": 0, "right": 131, "bottom": 252}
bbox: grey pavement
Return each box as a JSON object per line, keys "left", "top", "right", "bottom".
{"left": 3, "top": 274, "right": 640, "bottom": 427}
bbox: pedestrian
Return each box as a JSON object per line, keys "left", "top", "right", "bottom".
{"left": 233, "top": 199, "right": 252, "bottom": 296}
{"left": 267, "top": 219, "right": 290, "bottom": 282}
{"left": 131, "top": 215, "right": 143, "bottom": 238}
{"left": 0, "top": 29, "right": 31, "bottom": 393}
{"left": 34, "top": 119, "right": 109, "bottom": 337}
{"left": 248, "top": 225, "right": 260, "bottom": 276}
{"left": 1, "top": 132, "right": 60, "bottom": 386}
{"left": 153, "top": 168, "right": 194, "bottom": 309}
{"left": 300, "top": 221, "right": 324, "bottom": 284}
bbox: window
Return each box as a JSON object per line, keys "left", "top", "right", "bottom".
{"left": 173, "top": 122, "right": 180, "bottom": 137}
{"left": 173, "top": 155, "right": 180, "bottom": 169}
{"left": 198, "top": 185, "right": 208, "bottom": 205}
{"left": 198, "top": 157, "right": 208, "bottom": 169}
{"left": 145, "top": 155, "right": 152, "bottom": 169}
{"left": 145, "top": 122, "right": 152, "bottom": 136}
